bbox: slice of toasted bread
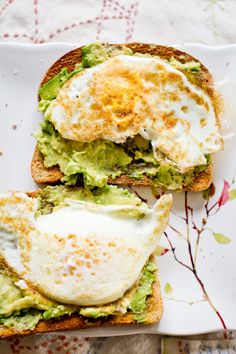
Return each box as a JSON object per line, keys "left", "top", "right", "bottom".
{"left": 0, "top": 255, "right": 162, "bottom": 340}
{"left": 31, "top": 43, "right": 215, "bottom": 191}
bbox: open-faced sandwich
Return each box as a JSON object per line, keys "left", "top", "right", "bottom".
{"left": 0, "top": 185, "right": 172, "bottom": 338}
{"left": 32, "top": 42, "right": 223, "bottom": 191}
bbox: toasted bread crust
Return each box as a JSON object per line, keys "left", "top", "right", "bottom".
{"left": 0, "top": 255, "right": 162, "bottom": 339}
{"left": 31, "top": 43, "right": 214, "bottom": 191}
{"left": 31, "top": 145, "right": 63, "bottom": 184}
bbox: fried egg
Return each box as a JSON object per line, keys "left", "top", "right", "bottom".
{"left": 47, "top": 55, "right": 223, "bottom": 173}
{"left": 0, "top": 192, "right": 172, "bottom": 306}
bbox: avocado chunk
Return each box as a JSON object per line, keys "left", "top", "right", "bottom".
{"left": 169, "top": 57, "right": 201, "bottom": 72}
{"left": 0, "top": 311, "right": 42, "bottom": 331}
{"left": 38, "top": 64, "right": 83, "bottom": 105}
{"left": 38, "top": 68, "right": 69, "bottom": 101}
{"left": 82, "top": 42, "right": 133, "bottom": 68}
{"left": 82, "top": 42, "right": 110, "bottom": 67}
{"left": 128, "top": 261, "right": 156, "bottom": 314}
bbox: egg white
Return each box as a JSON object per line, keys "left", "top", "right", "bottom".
{"left": 47, "top": 55, "right": 222, "bottom": 173}
{"left": 0, "top": 192, "right": 172, "bottom": 306}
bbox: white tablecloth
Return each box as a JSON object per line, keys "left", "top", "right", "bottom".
{"left": 1, "top": 0, "right": 236, "bottom": 353}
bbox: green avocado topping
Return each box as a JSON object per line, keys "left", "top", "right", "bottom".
{"left": 0, "top": 186, "right": 157, "bottom": 331}
{"left": 38, "top": 68, "right": 69, "bottom": 101}
{"left": 37, "top": 118, "right": 132, "bottom": 188}
{"left": 169, "top": 57, "right": 201, "bottom": 73}
{"left": 81, "top": 42, "right": 133, "bottom": 68}
{"left": 0, "top": 311, "right": 42, "bottom": 332}
{"left": 36, "top": 42, "right": 207, "bottom": 190}
{"left": 129, "top": 261, "right": 157, "bottom": 315}
{"left": 82, "top": 42, "right": 110, "bottom": 68}
{"left": 37, "top": 117, "right": 209, "bottom": 189}
{"left": 36, "top": 184, "right": 143, "bottom": 216}
{"left": 38, "top": 64, "right": 83, "bottom": 101}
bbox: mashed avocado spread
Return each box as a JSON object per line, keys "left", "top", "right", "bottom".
{"left": 37, "top": 42, "right": 207, "bottom": 189}
{"left": 0, "top": 186, "right": 156, "bottom": 331}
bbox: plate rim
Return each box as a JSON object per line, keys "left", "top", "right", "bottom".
{"left": 0, "top": 41, "right": 236, "bottom": 336}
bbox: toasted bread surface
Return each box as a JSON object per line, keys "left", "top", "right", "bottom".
{"left": 0, "top": 255, "right": 162, "bottom": 339}
{"left": 32, "top": 43, "right": 214, "bottom": 191}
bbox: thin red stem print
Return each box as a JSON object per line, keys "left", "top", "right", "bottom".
{"left": 163, "top": 177, "right": 235, "bottom": 336}
{"left": 164, "top": 230, "right": 227, "bottom": 332}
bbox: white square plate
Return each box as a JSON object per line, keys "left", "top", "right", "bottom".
{"left": 0, "top": 43, "right": 236, "bottom": 336}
